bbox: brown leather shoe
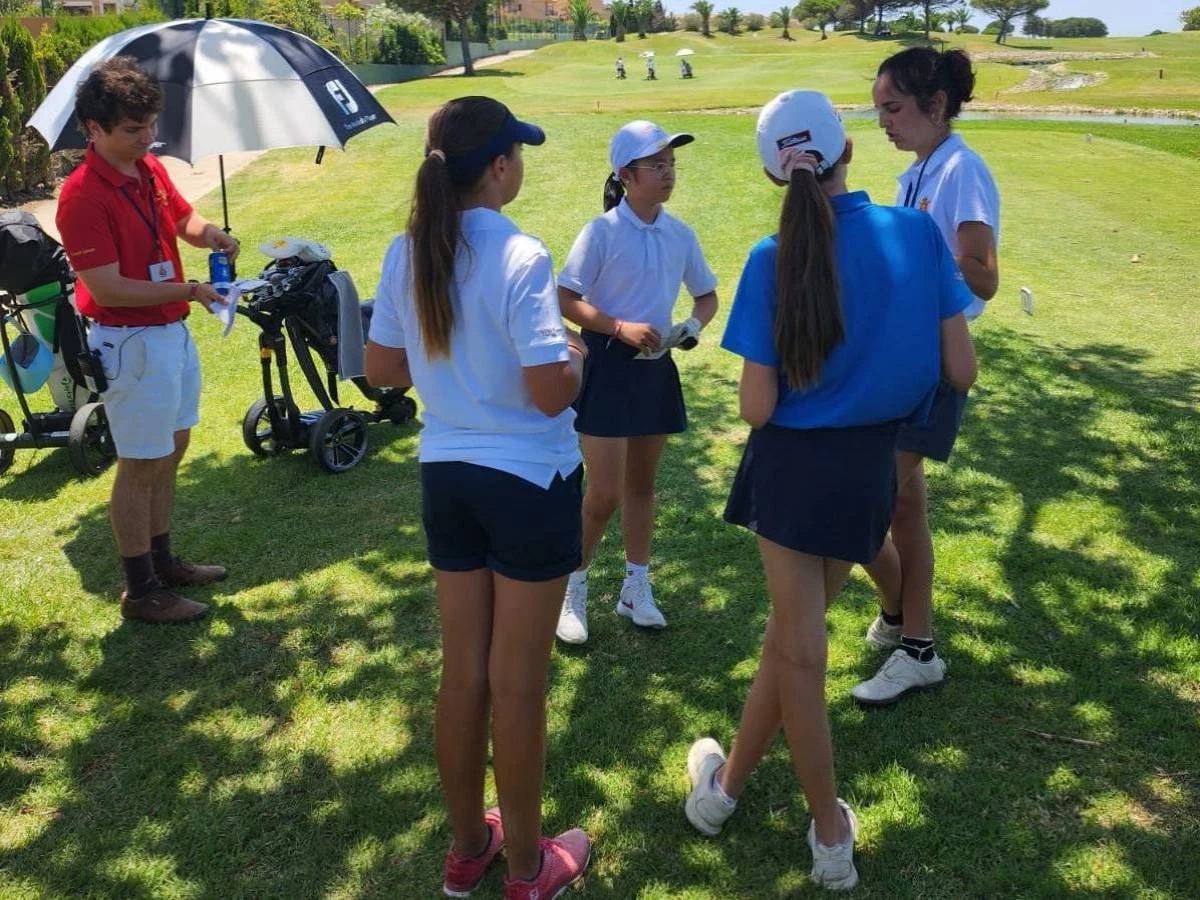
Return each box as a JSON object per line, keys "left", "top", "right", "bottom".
{"left": 156, "top": 556, "right": 228, "bottom": 588}
{"left": 120, "top": 586, "right": 209, "bottom": 624}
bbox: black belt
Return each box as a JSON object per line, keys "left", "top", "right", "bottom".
{"left": 93, "top": 313, "right": 188, "bottom": 328}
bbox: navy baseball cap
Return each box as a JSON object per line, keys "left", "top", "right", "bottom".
{"left": 435, "top": 110, "right": 546, "bottom": 173}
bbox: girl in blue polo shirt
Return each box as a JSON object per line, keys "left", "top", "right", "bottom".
{"left": 681, "top": 90, "right": 977, "bottom": 891}
{"left": 365, "top": 96, "right": 591, "bottom": 900}
{"left": 554, "top": 120, "right": 719, "bottom": 645}
{"left": 855, "top": 47, "right": 1002, "bottom": 707}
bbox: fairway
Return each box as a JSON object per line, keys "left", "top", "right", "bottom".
{"left": 2, "top": 32, "right": 1199, "bottom": 899}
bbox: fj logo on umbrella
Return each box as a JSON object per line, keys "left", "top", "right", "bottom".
{"left": 326, "top": 79, "right": 359, "bottom": 116}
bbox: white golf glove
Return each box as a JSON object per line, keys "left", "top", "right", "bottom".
{"left": 637, "top": 318, "right": 702, "bottom": 359}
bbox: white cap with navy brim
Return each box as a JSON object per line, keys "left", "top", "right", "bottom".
{"left": 610, "top": 120, "right": 694, "bottom": 176}
{"left": 756, "top": 90, "right": 847, "bottom": 180}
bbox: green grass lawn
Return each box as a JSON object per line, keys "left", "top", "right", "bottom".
{"left": 2, "top": 42, "right": 1199, "bottom": 899}
{"left": 396, "top": 29, "right": 1200, "bottom": 116}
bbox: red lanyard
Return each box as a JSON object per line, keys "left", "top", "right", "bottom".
{"left": 120, "top": 175, "right": 163, "bottom": 263}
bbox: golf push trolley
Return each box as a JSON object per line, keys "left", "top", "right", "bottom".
{"left": 234, "top": 240, "right": 416, "bottom": 474}
{"left": 0, "top": 212, "right": 115, "bottom": 478}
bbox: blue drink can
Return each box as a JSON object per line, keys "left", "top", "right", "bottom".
{"left": 208, "top": 251, "right": 233, "bottom": 288}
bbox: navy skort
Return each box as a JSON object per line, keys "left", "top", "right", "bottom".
{"left": 573, "top": 328, "right": 687, "bottom": 437}
{"left": 895, "top": 379, "right": 968, "bottom": 462}
{"left": 724, "top": 421, "right": 902, "bottom": 564}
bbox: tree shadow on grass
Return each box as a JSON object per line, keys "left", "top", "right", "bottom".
{"left": 1, "top": 426, "right": 458, "bottom": 897}
{"left": 542, "top": 327, "right": 1200, "bottom": 897}
{"left": 4, "top": 325, "right": 1199, "bottom": 898}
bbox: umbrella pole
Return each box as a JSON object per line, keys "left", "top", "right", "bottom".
{"left": 219, "top": 153, "right": 230, "bottom": 234}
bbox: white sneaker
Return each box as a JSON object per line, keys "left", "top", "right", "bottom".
{"left": 851, "top": 648, "right": 946, "bottom": 706}
{"left": 808, "top": 798, "right": 859, "bottom": 890}
{"left": 616, "top": 572, "right": 666, "bottom": 629}
{"left": 685, "top": 737, "right": 736, "bottom": 836}
{"left": 864, "top": 614, "right": 902, "bottom": 650}
{"left": 556, "top": 576, "right": 588, "bottom": 644}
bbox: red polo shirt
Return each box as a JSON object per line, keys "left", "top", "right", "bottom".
{"left": 56, "top": 145, "right": 194, "bottom": 326}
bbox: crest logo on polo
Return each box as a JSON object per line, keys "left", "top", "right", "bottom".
{"left": 325, "top": 79, "right": 359, "bottom": 116}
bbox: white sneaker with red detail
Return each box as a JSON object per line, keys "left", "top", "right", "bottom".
{"left": 616, "top": 572, "right": 666, "bottom": 629}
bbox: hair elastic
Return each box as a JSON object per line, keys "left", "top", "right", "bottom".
{"left": 427, "top": 148, "right": 446, "bottom": 162}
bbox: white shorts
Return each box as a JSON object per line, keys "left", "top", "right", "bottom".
{"left": 88, "top": 320, "right": 201, "bottom": 460}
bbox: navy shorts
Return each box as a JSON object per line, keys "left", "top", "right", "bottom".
{"left": 421, "top": 462, "right": 583, "bottom": 582}
{"left": 573, "top": 329, "right": 687, "bottom": 437}
{"left": 724, "top": 421, "right": 901, "bottom": 564}
{"left": 896, "top": 380, "right": 968, "bottom": 462}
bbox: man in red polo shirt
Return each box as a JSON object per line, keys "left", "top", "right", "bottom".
{"left": 56, "top": 57, "right": 240, "bottom": 625}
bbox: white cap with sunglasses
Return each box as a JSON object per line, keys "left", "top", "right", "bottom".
{"left": 609, "top": 121, "right": 695, "bottom": 176}
{"left": 756, "top": 90, "right": 847, "bottom": 181}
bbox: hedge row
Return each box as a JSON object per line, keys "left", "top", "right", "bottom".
{"left": 1, "top": 10, "right": 164, "bottom": 202}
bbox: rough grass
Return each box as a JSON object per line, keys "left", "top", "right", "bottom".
{"left": 1, "top": 47, "right": 1198, "bottom": 899}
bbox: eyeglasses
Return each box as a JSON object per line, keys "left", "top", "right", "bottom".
{"left": 626, "top": 161, "right": 676, "bottom": 176}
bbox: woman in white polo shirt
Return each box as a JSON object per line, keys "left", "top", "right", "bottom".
{"left": 854, "top": 47, "right": 1001, "bottom": 706}
{"left": 366, "top": 96, "right": 591, "bottom": 900}
{"left": 554, "top": 120, "right": 719, "bottom": 645}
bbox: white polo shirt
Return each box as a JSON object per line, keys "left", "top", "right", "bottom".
{"left": 369, "top": 207, "right": 581, "bottom": 489}
{"left": 558, "top": 199, "right": 718, "bottom": 334}
{"left": 896, "top": 133, "right": 1000, "bottom": 321}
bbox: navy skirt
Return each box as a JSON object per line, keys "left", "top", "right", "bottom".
{"left": 724, "top": 421, "right": 902, "bottom": 564}
{"left": 896, "top": 379, "right": 969, "bottom": 463}
{"left": 574, "top": 329, "right": 687, "bottom": 437}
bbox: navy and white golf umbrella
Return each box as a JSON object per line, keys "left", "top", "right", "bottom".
{"left": 28, "top": 18, "right": 394, "bottom": 227}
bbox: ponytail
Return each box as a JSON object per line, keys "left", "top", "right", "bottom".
{"left": 408, "top": 150, "right": 458, "bottom": 359}
{"left": 774, "top": 167, "right": 843, "bottom": 390}
{"left": 406, "top": 97, "right": 511, "bottom": 359}
{"left": 603, "top": 173, "right": 624, "bottom": 211}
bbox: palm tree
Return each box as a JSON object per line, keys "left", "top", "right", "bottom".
{"left": 778, "top": 4, "right": 793, "bottom": 38}
{"left": 718, "top": 5, "right": 741, "bottom": 33}
{"left": 609, "top": 0, "right": 631, "bottom": 41}
{"left": 947, "top": 1, "right": 971, "bottom": 33}
{"left": 568, "top": 0, "right": 597, "bottom": 40}
{"left": 692, "top": 0, "right": 714, "bottom": 36}
{"left": 634, "top": 0, "right": 653, "bottom": 37}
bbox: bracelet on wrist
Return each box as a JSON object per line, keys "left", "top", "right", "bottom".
{"left": 612, "top": 319, "right": 624, "bottom": 339}
{"left": 186, "top": 281, "right": 198, "bottom": 301}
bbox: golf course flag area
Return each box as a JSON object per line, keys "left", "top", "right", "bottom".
{"left": 2, "top": 25, "right": 1198, "bottom": 899}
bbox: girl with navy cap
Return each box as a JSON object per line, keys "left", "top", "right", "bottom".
{"left": 682, "top": 90, "right": 977, "bottom": 890}
{"left": 854, "top": 47, "right": 1001, "bottom": 707}
{"left": 366, "top": 96, "right": 590, "bottom": 900}
{"left": 554, "top": 120, "right": 719, "bottom": 645}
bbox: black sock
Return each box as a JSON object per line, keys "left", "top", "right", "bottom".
{"left": 881, "top": 609, "right": 903, "bottom": 626}
{"left": 900, "top": 636, "right": 935, "bottom": 663}
{"left": 150, "top": 532, "right": 173, "bottom": 569}
{"left": 121, "top": 552, "right": 159, "bottom": 599}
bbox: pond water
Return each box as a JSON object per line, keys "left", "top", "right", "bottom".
{"left": 840, "top": 108, "right": 1200, "bottom": 127}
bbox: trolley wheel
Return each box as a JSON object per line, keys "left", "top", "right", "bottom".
{"left": 387, "top": 394, "right": 418, "bottom": 425}
{"left": 68, "top": 402, "right": 116, "bottom": 477}
{"left": 0, "top": 408, "right": 14, "bottom": 475}
{"left": 243, "top": 395, "right": 291, "bottom": 457}
{"left": 308, "top": 408, "right": 368, "bottom": 474}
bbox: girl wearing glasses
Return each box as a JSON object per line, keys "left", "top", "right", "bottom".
{"left": 853, "top": 47, "right": 1001, "bottom": 707}
{"left": 554, "top": 120, "right": 719, "bottom": 645}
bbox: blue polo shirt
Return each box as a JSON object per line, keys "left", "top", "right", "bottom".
{"left": 721, "top": 191, "right": 974, "bottom": 430}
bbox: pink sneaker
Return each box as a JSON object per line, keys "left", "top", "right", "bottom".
{"left": 443, "top": 807, "right": 505, "bottom": 897}
{"left": 503, "top": 828, "right": 592, "bottom": 900}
